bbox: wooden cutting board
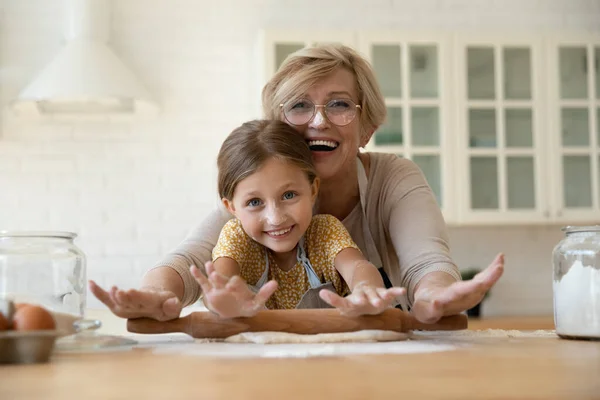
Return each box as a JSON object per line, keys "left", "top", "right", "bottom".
{"left": 127, "top": 308, "right": 468, "bottom": 339}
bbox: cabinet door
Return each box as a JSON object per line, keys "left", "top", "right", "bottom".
{"left": 456, "top": 38, "right": 547, "bottom": 224}
{"left": 359, "top": 34, "right": 454, "bottom": 222}
{"left": 548, "top": 40, "right": 600, "bottom": 224}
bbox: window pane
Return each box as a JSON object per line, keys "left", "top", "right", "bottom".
{"left": 467, "top": 47, "right": 495, "bottom": 100}
{"left": 596, "top": 47, "right": 600, "bottom": 99}
{"left": 411, "top": 107, "right": 439, "bottom": 146}
{"left": 373, "top": 45, "right": 402, "bottom": 97}
{"left": 410, "top": 45, "right": 438, "bottom": 98}
{"left": 375, "top": 107, "right": 403, "bottom": 145}
{"left": 413, "top": 155, "right": 442, "bottom": 206}
{"left": 505, "top": 109, "right": 533, "bottom": 148}
{"left": 469, "top": 109, "right": 496, "bottom": 147}
{"left": 559, "top": 46, "right": 588, "bottom": 100}
{"left": 561, "top": 108, "right": 590, "bottom": 146}
{"left": 275, "top": 44, "right": 304, "bottom": 70}
{"left": 563, "top": 156, "right": 592, "bottom": 208}
{"left": 470, "top": 157, "right": 499, "bottom": 209}
{"left": 504, "top": 48, "right": 531, "bottom": 100}
{"left": 507, "top": 157, "right": 535, "bottom": 209}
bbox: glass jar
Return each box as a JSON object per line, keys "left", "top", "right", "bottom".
{"left": 552, "top": 226, "right": 600, "bottom": 340}
{"left": 0, "top": 231, "right": 86, "bottom": 332}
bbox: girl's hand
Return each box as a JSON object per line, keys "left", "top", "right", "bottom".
{"left": 411, "top": 253, "right": 504, "bottom": 323}
{"left": 319, "top": 283, "right": 406, "bottom": 317}
{"left": 190, "top": 262, "right": 278, "bottom": 319}
{"left": 89, "top": 280, "right": 182, "bottom": 321}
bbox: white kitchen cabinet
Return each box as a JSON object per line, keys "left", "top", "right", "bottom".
{"left": 454, "top": 37, "right": 548, "bottom": 225}
{"left": 358, "top": 33, "right": 455, "bottom": 222}
{"left": 547, "top": 38, "right": 600, "bottom": 224}
{"left": 259, "top": 30, "right": 600, "bottom": 226}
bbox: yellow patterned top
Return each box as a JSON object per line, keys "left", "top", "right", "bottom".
{"left": 212, "top": 214, "right": 360, "bottom": 309}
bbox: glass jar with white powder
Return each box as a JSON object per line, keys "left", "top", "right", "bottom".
{"left": 552, "top": 226, "right": 600, "bottom": 340}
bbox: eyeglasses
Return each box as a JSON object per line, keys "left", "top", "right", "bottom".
{"left": 280, "top": 98, "right": 361, "bottom": 127}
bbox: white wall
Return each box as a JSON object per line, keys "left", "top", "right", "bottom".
{"left": 1, "top": 0, "right": 599, "bottom": 313}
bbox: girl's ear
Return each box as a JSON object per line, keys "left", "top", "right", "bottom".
{"left": 222, "top": 198, "right": 236, "bottom": 215}
{"left": 310, "top": 177, "right": 320, "bottom": 204}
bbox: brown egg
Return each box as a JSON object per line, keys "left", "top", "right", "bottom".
{"left": 12, "top": 304, "right": 56, "bottom": 331}
{"left": 0, "top": 313, "right": 9, "bottom": 331}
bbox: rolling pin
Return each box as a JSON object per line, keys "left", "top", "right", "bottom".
{"left": 127, "top": 308, "right": 468, "bottom": 339}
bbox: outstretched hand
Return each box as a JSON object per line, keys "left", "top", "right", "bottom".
{"left": 319, "top": 282, "right": 406, "bottom": 317}
{"left": 88, "top": 280, "right": 182, "bottom": 321}
{"left": 411, "top": 253, "right": 505, "bottom": 323}
{"left": 190, "top": 262, "right": 278, "bottom": 319}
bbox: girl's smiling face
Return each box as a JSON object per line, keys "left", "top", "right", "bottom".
{"left": 223, "top": 157, "right": 319, "bottom": 256}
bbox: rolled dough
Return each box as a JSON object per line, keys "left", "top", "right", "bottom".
{"left": 224, "top": 329, "right": 410, "bottom": 344}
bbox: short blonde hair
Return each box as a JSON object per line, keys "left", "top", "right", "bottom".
{"left": 262, "top": 44, "right": 386, "bottom": 140}
{"left": 217, "top": 119, "right": 317, "bottom": 200}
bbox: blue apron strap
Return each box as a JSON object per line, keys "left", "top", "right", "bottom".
{"left": 296, "top": 237, "right": 322, "bottom": 289}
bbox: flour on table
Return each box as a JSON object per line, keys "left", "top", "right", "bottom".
{"left": 225, "top": 329, "right": 409, "bottom": 344}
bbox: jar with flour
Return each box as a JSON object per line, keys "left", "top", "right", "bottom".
{"left": 552, "top": 226, "right": 600, "bottom": 340}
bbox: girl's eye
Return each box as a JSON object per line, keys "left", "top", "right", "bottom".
{"left": 247, "top": 198, "right": 262, "bottom": 207}
{"left": 282, "top": 191, "right": 296, "bottom": 200}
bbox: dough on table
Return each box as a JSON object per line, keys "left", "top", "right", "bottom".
{"left": 224, "top": 329, "right": 410, "bottom": 344}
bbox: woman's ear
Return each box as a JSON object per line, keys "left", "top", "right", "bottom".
{"left": 221, "top": 198, "right": 236, "bottom": 216}
{"left": 360, "top": 126, "right": 377, "bottom": 148}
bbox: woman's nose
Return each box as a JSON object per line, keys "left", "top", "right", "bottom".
{"left": 308, "top": 107, "right": 329, "bottom": 129}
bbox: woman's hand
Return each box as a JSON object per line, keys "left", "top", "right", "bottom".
{"left": 190, "top": 262, "right": 278, "bottom": 319}
{"left": 89, "top": 280, "right": 182, "bottom": 321}
{"left": 319, "top": 283, "right": 406, "bottom": 317}
{"left": 411, "top": 253, "right": 504, "bottom": 323}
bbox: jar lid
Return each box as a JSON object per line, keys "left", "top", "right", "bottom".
{"left": 561, "top": 225, "right": 600, "bottom": 234}
{"left": 0, "top": 231, "right": 77, "bottom": 239}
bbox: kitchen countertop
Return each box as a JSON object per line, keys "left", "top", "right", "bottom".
{"left": 1, "top": 313, "right": 598, "bottom": 399}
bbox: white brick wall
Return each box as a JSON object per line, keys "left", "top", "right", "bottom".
{"left": 1, "top": 0, "right": 599, "bottom": 312}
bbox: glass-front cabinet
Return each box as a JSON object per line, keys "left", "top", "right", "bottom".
{"left": 359, "top": 34, "right": 454, "bottom": 221}
{"left": 260, "top": 30, "right": 600, "bottom": 226}
{"left": 456, "top": 38, "right": 547, "bottom": 224}
{"left": 548, "top": 39, "right": 600, "bottom": 223}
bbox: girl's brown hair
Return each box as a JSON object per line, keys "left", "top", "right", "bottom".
{"left": 217, "top": 119, "right": 317, "bottom": 200}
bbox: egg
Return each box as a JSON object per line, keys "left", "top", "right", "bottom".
{"left": 12, "top": 304, "right": 56, "bottom": 331}
{"left": 0, "top": 313, "right": 9, "bottom": 331}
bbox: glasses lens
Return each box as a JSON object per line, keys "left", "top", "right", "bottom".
{"left": 284, "top": 100, "right": 315, "bottom": 125}
{"left": 325, "top": 99, "right": 358, "bottom": 126}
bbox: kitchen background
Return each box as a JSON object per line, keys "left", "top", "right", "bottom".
{"left": 1, "top": 0, "right": 599, "bottom": 315}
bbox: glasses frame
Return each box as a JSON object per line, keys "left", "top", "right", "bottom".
{"left": 279, "top": 98, "right": 362, "bottom": 127}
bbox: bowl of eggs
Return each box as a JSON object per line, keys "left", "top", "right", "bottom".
{"left": 0, "top": 299, "right": 64, "bottom": 364}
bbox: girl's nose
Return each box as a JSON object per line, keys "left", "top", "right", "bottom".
{"left": 265, "top": 206, "right": 286, "bottom": 226}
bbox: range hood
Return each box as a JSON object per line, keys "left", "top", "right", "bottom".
{"left": 12, "top": 0, "right": 158, "bottom": 116}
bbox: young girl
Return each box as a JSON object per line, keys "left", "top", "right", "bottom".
{"left": 190, "top": 119, "right": 405, "bottom": 318}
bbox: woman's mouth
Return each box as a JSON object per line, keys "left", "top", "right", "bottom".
{"left": 307, "top": 140, "right": 339, "bottom": 152}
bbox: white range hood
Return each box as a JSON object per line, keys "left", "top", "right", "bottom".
{"left": 12, "top": 0, "right": 158, "bottom": 117}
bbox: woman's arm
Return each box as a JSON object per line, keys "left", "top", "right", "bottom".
{"left": 145, "top": 206, "right": 233, "bottom": 307}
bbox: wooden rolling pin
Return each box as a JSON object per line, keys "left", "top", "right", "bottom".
{"left": 127, "top": 309, "right": 468, "bottom": 339}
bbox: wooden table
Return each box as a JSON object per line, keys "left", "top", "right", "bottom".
{"left": 1, "top": 317, "right": 598, "bottom": 400}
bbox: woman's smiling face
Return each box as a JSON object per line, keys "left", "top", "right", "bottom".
{"left": 283, "top": 68, "right": 365, "bottom": 182}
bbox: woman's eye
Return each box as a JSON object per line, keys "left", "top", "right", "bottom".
{"left": 329, "top": 100, "right": 350, "bottom": 109}
{"left": 290, "top": 101, "right": 311, "bottom": 110}
{"left": 247, "top": 198, "right": 262, "bottom": 207}
{"left": 282, "top": 191, "right": 296, "bottom": 200}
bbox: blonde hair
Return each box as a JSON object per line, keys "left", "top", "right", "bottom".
{"left": 217, "top": 119, "right": 317, "bottom": 200}
{"left": 262, "top": 44, "right": 386, "bottom": 141}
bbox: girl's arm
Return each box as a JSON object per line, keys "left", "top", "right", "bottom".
{"left": 333, "top": 248, "right": 385, "bottom": 291}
